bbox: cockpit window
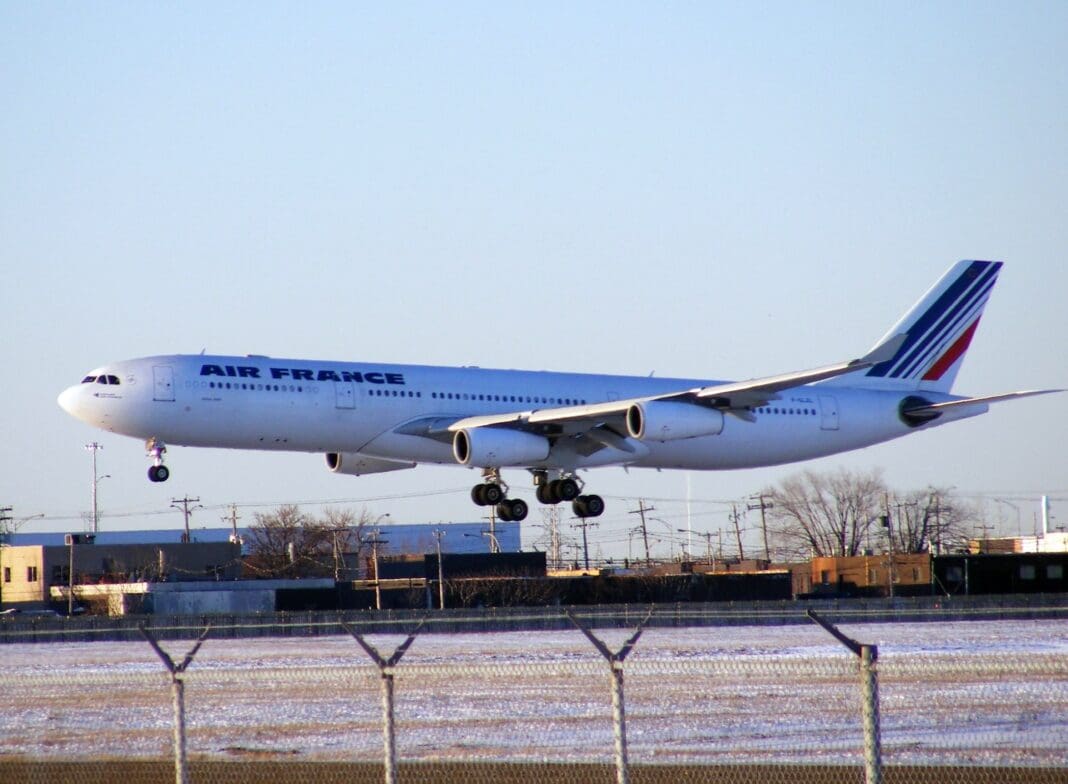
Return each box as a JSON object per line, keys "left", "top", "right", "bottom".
{"left": 82, "top": 376, "right": 97, "bottom": 383}
{"left": 86, "top": 375, "right": 121, "bottom": 385}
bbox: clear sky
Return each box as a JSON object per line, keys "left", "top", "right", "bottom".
{"left": 3, "top": 3, "right": 1066, "bottom": 561}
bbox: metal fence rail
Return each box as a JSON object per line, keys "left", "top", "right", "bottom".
{"left": 2, "top": 617, "right": 1066, "bottom": 784}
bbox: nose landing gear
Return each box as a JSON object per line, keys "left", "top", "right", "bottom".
{"left": 146, "top": 438, "right": 170, "bottom": 482}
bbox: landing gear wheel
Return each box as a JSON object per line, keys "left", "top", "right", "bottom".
{"left": 573, "top": 494, "right": 604, "bottom": 518}
{"left": 536, "top": 484, "right": 556, "bottom": 505}
{"left": 497, "top": 498, "right": 528, "bottom": 522}
{"left": 556, "top": 478, "right": 580, "bottom": 502}
{"left": 482, "top": 483, "right": 504, "bottom": 505}
{"left": 472, "top": 483, "right": 504, "bottom": 506}
{"left": 148, "top": 465, "right": 170, "bottom": 483}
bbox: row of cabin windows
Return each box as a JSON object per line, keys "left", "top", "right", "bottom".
{"left": 82, "top": 375, "right": 121, "bottom": 385}
{"left": 205, "top": 381, "right": 307, "bottom": 393}
{"left": 430, "top": 392, "right": 587, "bottom": 405}
{"left": 755, "top": 406, "right": 817, "bottom": 416}
{"left": 195, "top": 380, "right": 584, "bottom": 406}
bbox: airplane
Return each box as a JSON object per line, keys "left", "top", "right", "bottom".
{"left": 58, "top": 260, "right": 1058, "bottom": 523}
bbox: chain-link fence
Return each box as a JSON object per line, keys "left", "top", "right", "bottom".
{"left": 2, "top": 615, "right": 1066, "bottom": 784}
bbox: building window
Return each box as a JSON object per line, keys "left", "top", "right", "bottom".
{"left": 1019, "top": 564, "right": 1036, "bottom": 581}
{"left": 26, "top": 566, "right": 38, "bottom": 583}
{"left": 1047, "top": 564, "right": 1064, "bottom": 580}
{"left": 3, "top": 567, "right": 9, "bottom": 583}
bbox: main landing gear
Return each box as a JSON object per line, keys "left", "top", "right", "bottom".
{"left": 470, "top": 469, "right": 529, "bottom": 522}
{"left": 146, "top": 438, "right": 170, "bottom": 483}
{"left": 468, "top": 470, "right": 605, "bottom": 522}
{"left": 534, "top": 472, "right": 605, "bottom": 519}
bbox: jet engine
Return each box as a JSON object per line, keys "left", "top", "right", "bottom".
{"left": 325, "top": 452, "right": 416, "bottom": 475}
{"left": 453, "top": 428, "right": 551, "bottom": 467}
{"left": 626, "top": 400, "right": 725, "bottom": 441}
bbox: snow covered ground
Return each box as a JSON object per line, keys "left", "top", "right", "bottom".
{"left": 1, "top": 619, "right": 1066, "bottom": 766}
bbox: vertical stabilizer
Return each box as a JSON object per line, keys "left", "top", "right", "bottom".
{"left": 853, "top": 260, "right": 1003, "bottom": 393}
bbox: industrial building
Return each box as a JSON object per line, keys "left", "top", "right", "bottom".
{"left": 1, "top": 537, "right": 241, "bottom": 606}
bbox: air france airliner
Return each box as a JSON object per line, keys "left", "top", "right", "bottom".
{"left": 58, "top": 261, "right": 1057, "bottom": 522}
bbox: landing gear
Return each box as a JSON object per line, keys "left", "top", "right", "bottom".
{"left": 470, "top": 469, "right": 528, "bottom": 521}
{"left": 148, "top": 465, "right": 170, "bottom": 483}
{"left": 572, "top": 494, "right": 605, "bottom": 518}
{"left": 533, "top": 471, "right": 604, "bottom": 518}
{"left": 146, "top": 438, "right": 169, "bottom": 483}
{"left": 496, "top": 498, "right": 528, "bottom": 523}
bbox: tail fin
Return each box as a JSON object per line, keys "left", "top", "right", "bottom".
{"left": 854, "top": 260, "right": 1003, "bottom": 393}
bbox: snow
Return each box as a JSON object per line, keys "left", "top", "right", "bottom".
{"left": 1, "top": 619, "right": 1065, "bottom": 766}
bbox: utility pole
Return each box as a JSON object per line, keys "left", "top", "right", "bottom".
{"left": 171, "top": 497, "right": 201, "bottom": 543}
{"left": 574, "top": 517, "right": 599, "bottom": 571}
{"left": 85, "top": 442, "right": 105, "bottom": 534}
{"left": 548, "top": 506, "right": 561, "bottom": 569}
{"left": 748, "top": 494, "right": 773, "bottom": 562}
{"left": 433, "top": 529, "right": 446, "bottom": 609}
{"left": 700, "top": 531, "right": 716, "bottom": 569}
{"left": 629, "top": 500, "right": 654, "bottom": 565}
{"left": 223, "top": 504, "right": 241, "bottom": 543}
{"left": 881, "top": 493, "right": 896, "bottom": 599}
{"left": 730, "top": 504, "right": 745, "bottom": 561}
{"left": 368, "top": 530, "right": 389, "bottom": 610}
{"left": 480, "top": 507, "right": 501, "bottom": 553}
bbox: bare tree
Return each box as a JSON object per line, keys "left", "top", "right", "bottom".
{"left": 763, "top": 468, "right": 887, "bottom": 559}
{"left": 885, "top": 487, "right": 972, "bottom": 554}
{"left": 245, "top": 505, "right": 378, "bottom": 579}
{"left": 319, "top": 506, "right": 372, "bottom": 579}
{"left": 244, "top": 505, "right": 325, "bottom": 578}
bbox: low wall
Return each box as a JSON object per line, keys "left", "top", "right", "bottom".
{"left": 1, "top": 593, "right": 1066, "bottom": 644}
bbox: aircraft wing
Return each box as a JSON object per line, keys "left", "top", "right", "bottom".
{"left": 444, "top": 333, "right": 909, "bottom": 435}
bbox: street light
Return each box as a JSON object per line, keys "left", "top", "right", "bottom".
{"left": 85, "top": 442, "right": 108, "bottom": 534}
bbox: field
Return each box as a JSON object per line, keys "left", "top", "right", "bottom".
{"left": 2, "top": 619, "right": 1066, "bottom": 782}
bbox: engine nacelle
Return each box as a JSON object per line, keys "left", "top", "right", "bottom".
{"left": 325, "top": 452, "right": 416, "bottom": 475}
{"left": 626, "top": 400, "right": 725, "bottom": 441}
{"left": 453, "top": 428, "right": 551, "bottom": 467}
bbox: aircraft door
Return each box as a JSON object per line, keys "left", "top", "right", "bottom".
{"left": 153, "top": 366, "right": 175, "bottom": 402}
{"left": 818, "top": 395, "right": 839, "bottom": 431}
{"left": 335, "top": 381, "right": 356, "bottom": 409}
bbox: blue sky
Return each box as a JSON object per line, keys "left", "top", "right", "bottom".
{"left": 3, "top": 3, "right": 1066, "bottom": 559}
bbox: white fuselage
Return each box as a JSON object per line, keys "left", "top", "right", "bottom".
{"left": 57, "top": 353, "right": 982, "bottom": 473}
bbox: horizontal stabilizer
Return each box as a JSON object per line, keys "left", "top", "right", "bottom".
{"left": 902, "top": 389, "right": 1063, "bottom": 416}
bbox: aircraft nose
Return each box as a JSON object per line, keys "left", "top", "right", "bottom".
{"left": 58, "top": 385, "right": 84, "bottom": 418}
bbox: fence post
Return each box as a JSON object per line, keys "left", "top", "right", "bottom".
{"left": 139, "top": 624, "right": 211, "bottom": 784}
{"left": 566, "top": 608, "right": 653, "bottom": 784}
{"left": 807, "top": 610, "right": 882, "bottom": 784}
{"left": 343, "top": 618, "right": 425, "bottom": 784}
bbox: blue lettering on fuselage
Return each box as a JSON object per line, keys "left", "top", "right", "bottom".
{"left": 200, "top": 364, "right": 405, "bottom": 385}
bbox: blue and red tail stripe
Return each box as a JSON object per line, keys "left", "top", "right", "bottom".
{"left": 866, "top": 260, "right": 1002, "bottom": 382}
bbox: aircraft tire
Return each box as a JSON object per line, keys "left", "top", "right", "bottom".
{"left": 483, "top": 483, "right": 504, "bottom": 505}
{"left": 580, "top": 494, "right": 604, "bottom": 517}
{"left": 536, "top": 484, "right": 556, "bottom": 505}
{"left": 506, "top": 498, "right": 528, "bottom": 522}
{"left": 556, "top": 478, "right": 580, "bottom": 502}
